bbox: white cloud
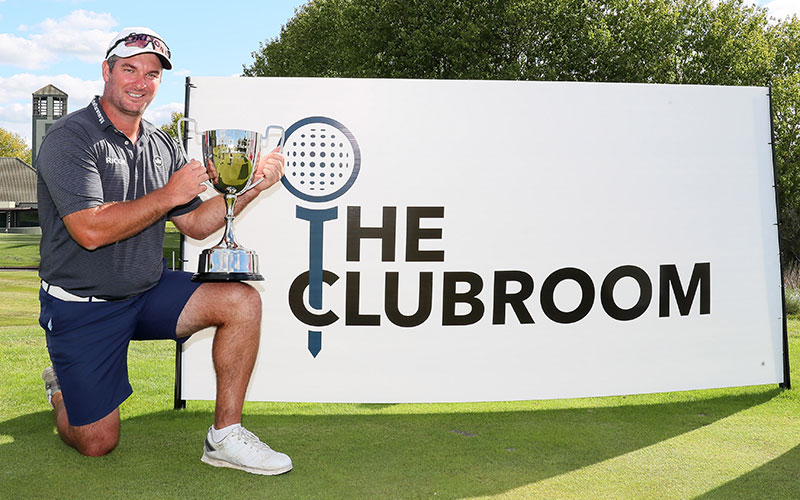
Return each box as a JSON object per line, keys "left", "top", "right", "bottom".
{"left": 0, "top": 10, "right": 117, "bottom": 68}
{"left": 763, "top": 0, "right": 800, "bottom": 19}
{"left": 144, "top": 101, "right": 184, "bottom": 127}
{"left": 0, "top": 33, "right": 53, "bottom": 69}
{"left": 0, "top": 73, "right": 104, "bottom": 145}
{"left": 0, "top": 73, "right": 103, "bottom": 105}
{"left": 0, "top": 102, "right": 30, "bottom": 123}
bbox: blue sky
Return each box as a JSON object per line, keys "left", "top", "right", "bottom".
{"left": 1, "top": 0, "right": 798, "bottom": 146}
{"left": 0, "top": 0, "right": 307, "bottom": 144}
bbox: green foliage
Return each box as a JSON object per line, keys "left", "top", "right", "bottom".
{"left": 786, "top": 288, "right": 800, "bottom": 316}
{"left": 245, "top": 0, "right": 800, "bottom": 263}
{"left": 784, "top": 261, "right": 800, "bottom": 315}
{"left": 244, "top": 0, "right": 781, "bottom": 83}
{"left": 0, "top": 128, "right": 32, "bottom": 165}
{"left": 159, "top": 111, "right": 184, "bottom": 140}
{"left": 244, "top": 0, "right": 529, "bottom": 79}
{"left": 770, "top": 17, "right": 800, "bottom": 262}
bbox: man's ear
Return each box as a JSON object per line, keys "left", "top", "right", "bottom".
{"left": 102, "top": 60, "right": 111, "bottom": 83}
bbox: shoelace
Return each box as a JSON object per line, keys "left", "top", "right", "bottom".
{"left": 236, "top": 427, "right": 273, "bottom": 452}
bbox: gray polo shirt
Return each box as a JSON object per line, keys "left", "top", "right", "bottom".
{"left": 37, "top": 96, "right": 201, "bottom": 298}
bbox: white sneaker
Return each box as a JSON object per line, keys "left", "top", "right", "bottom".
{"left": 201, "top": 426, "right": 293, "bottom": 475}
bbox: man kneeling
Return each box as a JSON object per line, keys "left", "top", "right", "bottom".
{"left": 36, "top": 26, "right": 291, "bottom": 475}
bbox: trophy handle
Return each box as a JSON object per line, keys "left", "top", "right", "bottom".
{"left": 176, "top": 117, "right": 200, "bottom": 159}
{"left": 241, "top": 125, "right": 286, "bottom": 193}
{"left": 265, "top": 125, "right": 286, "bottom": 154}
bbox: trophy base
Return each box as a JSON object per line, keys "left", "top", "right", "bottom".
{"left": 191, "top": 247, "right": 264, "bottom": 282}
{"left": 192, "top": 272, "right": 264, "bottom": 282}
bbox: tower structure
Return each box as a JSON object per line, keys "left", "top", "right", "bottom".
{"left": 31, "top": 85, "right": 68, "bottom": 166}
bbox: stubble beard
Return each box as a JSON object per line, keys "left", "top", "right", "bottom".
{"left": 102, "top": 76, "right": 154, "bottom": 118}
{"left": 113, "top": 90, "right": 151, "bottom": 117}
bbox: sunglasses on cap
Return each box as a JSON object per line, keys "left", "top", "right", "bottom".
{"left": 106, "top": 33, "right": 171, "bottom": 59}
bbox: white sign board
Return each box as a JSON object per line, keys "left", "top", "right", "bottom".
{"left": 180, "top": 77, "right": 786, "bottom": 402}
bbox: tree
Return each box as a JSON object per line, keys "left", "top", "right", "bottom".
{"left": 160, "top": 111, "right": 184, "bottom": 140}
{"left": 0, "top": 128, "right": 32, "bottom": 165}
{"left": 768, "top": 17, "right": 800, "bottom": 261}
{"left": 244, "top": 0, "right": 781, "bottom": 83}
{"left": 244, "top": 0, "right": 800, "bottom": 261}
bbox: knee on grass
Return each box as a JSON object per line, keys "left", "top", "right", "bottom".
{"left": 74, "top": 435, "right": 118, "bottom": 457}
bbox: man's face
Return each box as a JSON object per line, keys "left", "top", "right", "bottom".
{"left": 101, "top": 53, "right": 163, "bottom": 117}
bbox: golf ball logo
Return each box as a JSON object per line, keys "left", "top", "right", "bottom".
{"left": 281, "top": 116, "right": 361, "bottom": 357}
{"left": 281, "top": 117, "right": 361, "bottom": 203}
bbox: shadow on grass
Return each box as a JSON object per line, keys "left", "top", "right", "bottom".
{"left": 0, "top": 243, "right": 37, "bottom": 250}
{"left": 0, "top": 390, "right": 781, "bottom": 499}
{"left": 696, "top": 441, "right": 800, "bottom": 499}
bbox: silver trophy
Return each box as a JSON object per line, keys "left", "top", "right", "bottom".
{"left": 178, "top": 118, "right": 284, "bottom": 282}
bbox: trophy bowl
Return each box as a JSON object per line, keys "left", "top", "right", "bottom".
{"left": 178, "top": 119, "right": 284, "bottom": 282}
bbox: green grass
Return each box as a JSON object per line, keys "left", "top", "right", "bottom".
{"left": 163, "top": 221, "right": 182, "bottom": 268}
{"left": 0, "top": 271, "right": 39, "bottom": 326}
{"left": 0, "top": 233, "right": 40, "bottom": 267}
{"left": 0, "top": 226, "right": 181, "bottom": 270}
{"left": 2, "top": 271, "right": 799, "bottom": 499}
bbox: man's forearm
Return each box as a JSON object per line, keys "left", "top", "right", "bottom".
{"left": 62, "top": 188, "right": 177, "bottom": 251}
{"left": 171, "top": 187, "right": 262, "bottom": 241}
{"left": 62, "top": 159, "right": 210, "bottom": 250}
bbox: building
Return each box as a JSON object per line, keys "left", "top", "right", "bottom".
{"left": 0, "top": 84, "right": 68, "bottom": 232}
{"left": 32, "top": 84, "right": 68, "bottom": 165}
{"left": 0, "top": 157, "right": 38, "bottom": 233}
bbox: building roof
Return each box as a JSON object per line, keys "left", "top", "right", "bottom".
{"left": 33, "top": 84, "right": 67, "bottom": 97}
{"left": 0, "top": 157, "right": 37, "bottom": 205}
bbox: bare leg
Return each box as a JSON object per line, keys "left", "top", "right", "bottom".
{"left": 176, "top": 282, "right": 262, "bottom": 429}
{"left": 51, "top": 391, "right": 120, "bottom": 457}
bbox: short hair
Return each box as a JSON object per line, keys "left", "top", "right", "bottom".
{"left": 105, "top": 54, "right": 163, "bottom": 75}
{"left": 107, "top": 55, "right": 121, "bottom": 71}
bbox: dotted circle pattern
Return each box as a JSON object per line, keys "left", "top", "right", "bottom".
{"left": 281, "top": 117, "right": 360, "bottom": 202}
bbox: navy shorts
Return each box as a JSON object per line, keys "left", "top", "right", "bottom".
{"left": 39, "top": 265, "right": 202, "bottom": 426}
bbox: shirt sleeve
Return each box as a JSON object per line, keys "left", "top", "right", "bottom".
{"left": 37, "top": 125, "right": 105, "bottom": 218}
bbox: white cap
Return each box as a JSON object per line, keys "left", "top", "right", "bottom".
{"left": 105, "top": 27, "right": 172, "bottom": 70}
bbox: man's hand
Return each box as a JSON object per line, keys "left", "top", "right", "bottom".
{"left": 63, "top": 160, "right": 209, "bottom": 251}
{"left": 163, "top": 159, "right": 209, "bottom": 205}
{"left": 171, "top": 150, "right": 283, "bottom": 240}
{"left": 251, "top": 148, "right": 285, "bottom": 193}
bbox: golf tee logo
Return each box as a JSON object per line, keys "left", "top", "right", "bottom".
{"left": 281, "top": 117, "right": 361, "bottom": 357}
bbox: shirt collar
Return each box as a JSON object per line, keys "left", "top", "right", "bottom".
{"left": 90, "top": 95, "right": 156, "bottom": 140}
{"left": 139, "top": 116, "right": 156, "bottom": 138}
{"left": 90, "top": 96, "right": 113, "bottom": 130}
